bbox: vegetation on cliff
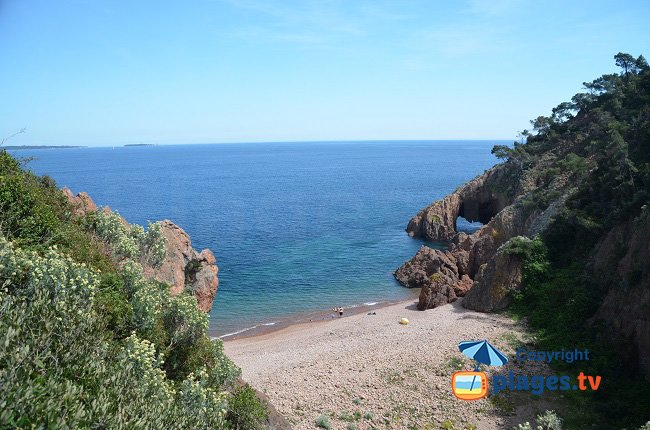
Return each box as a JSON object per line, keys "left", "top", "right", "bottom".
{"left": 396, "top": 52, "right": 649, "bottom": 428}
{"left": 0, "top": 151, "right": 267, "bottom": 428}
{"left": 504, "top": 53, "right": 650, "bottom": 428}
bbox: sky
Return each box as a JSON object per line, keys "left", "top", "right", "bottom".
{"left": 0, "top": 0, "right": 649, "bottom": 147}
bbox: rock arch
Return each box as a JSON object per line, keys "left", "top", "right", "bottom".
{"left": 406, "top": 167, "right": 512, "bottom": 242}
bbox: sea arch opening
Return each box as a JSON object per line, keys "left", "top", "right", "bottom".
{"left": 453, "top": 194, "right": 506, "bottom": 235}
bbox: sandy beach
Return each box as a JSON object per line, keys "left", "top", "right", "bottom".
{"left": 225, "top": 299, "right": 555, "bottom": 430}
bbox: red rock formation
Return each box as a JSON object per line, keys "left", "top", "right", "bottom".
{"left": 142, "top": 221, "right": 219, "bottom": 313}
{"left": 406, "top": 165, "right": 516, "bottom": 241}
{"left": 62, "top": 188, "right": 219, "bottom": 313}
{"left": 453, "top": 275, "right": 473, "bottom": 297}
{"left": 463, "top": 243, "right": 523, "bottom": 312}
{"left": 63, "top": 187, "right": 98, "bottom": 216}
{"left": 395, "top": 158, "right": 569, "bottom": 312}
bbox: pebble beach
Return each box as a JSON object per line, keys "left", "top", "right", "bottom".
{"left": 225, "top": 299, "right": 554, "bottom": 430}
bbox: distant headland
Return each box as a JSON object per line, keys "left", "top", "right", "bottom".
{"left": 2, "top": 145, "right": 86, "bottom": 150}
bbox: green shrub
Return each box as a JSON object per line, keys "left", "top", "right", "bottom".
{"left": 227, "top": 384, "right": 268, "bottom": 430}
{"left": 0, "top": 151, "right": 116, "bottom": 273}
{"left": 338, "top": 410, "right": 352, "bottom": 421}
{"left": 557, "top": 153, "right": 590, "bottom": 175}
{"left": 514, "top": 410, "right": 563, "bottom": 430}
{"left": 502, "top": 236, "right": 549, "bottom": 286}
{"left": 0, "top": 164, "right": 65, "bottom": 247}
{"left": 0, "top": 150, "right": 255, "bottom": 428}
{"left": 510, "top": 230, "right": 650, "bottom": 428}
{"left": 315, "top": 414, "right": 332, "bottom": 429}
{"left": 95, "top": 272, "right": 135, "bottom": 338}
{"left": 175, "top": 336, "right": 240, "bottom": 388}
{"left": 94, "top": 209, "right": 166, "bottom": 266}
{"left": 538, "top": 167, "right": 561, "bottom": 185}
{"left": 0, "top": 238, "right": 241, "bottom": 428}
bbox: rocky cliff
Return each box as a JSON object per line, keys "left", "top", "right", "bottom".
{"left": 405, "top": 164, "right": 518, "bottom": 242}
{"left": 395, "top": 150, "right": 573, "bottom": 311}
{"left": 590, "top": 206, "right": 650, "bottom": 376}
{"left": 141, "top": 220, "right": 218, "bottom": 313}
{"left": 394, "top": 58, "right": 650, "bottom": 383}
{"left": 63, "top": 188, "right": 219, "bottom": 313}
{"left": 396, "top": 149, "right": 650, "bottom": 379}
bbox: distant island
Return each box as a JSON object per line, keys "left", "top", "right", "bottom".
{"left": 124, "top": 143, "right": 156, "bottom": 147}
{"left": 2, "top": 145, "right": 85, "bottom": 150}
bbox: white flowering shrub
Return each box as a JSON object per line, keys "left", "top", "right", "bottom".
{"left": 536, "top": 410, "right": 562, "bottom": 430}
{"left": 123, "top": 333, "right": 174, "bottom": 400}
{"left": 0, "top": 237, "right": 98, "bottom": 312}
{"left": 94, "top": 210, "right": 166, "bottom": 267}
{"left": 95, "top": 209, "right": 139, "bottom": 258}
{"left": 132, "top": 280, "right": 168, "bottom": 333}
{"left": 178, "top": 368, "right": 229, "bottom": 428}
{"left": 515, "top": 410, "right": 563, "bottom": 430}
{"left": 121, "top": 259, "right": 147, "bottom": 295}
{"left": 0, "top": 237, "right": 246, "bottom": 429}
{"left": 165, "top": 293, "right": 208, "bottom": 347}
{"left": 204, "top": 338, "right": 242, "bottom": 388}
{"left": 117, "top": 259, "right": 165, "bottom": 333}
{"left": 140, "top": 221, "right": 166, "bottom": 267}
{"left": 0, "top": 238, "right": 171, "bottom": 427}
{"left": 0, "top": 151, "right": 262, "bottom": 428}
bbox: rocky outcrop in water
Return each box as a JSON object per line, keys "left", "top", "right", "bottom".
{"left": 142, "top": 220, "right": 218, "bottom": 313}
{"left": 63, "top": 187, "right": 98, "bottom": 216}
{"left": 62, "top": 188, "right": 219, "bottom": 313}
{"left": 398, "top": 170, "right": 544, "bottom": 311}
{"left": 394, "top": 245, "right": 464, "bottom": 309}
{"left": 396, "top": 139, "right": 649, "bottom": 378}
{"left": 395, "top": 144, "right": 576, "bottom": 312}
{"left": 406, "top": 165, "right": 517, "bottom": 242}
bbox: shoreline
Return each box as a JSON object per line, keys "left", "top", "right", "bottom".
{"left": 224, "top": 298, "right": 547, "bottom": 430}
{"left": 214, "top": 296, "right": 417, "bottom": 341}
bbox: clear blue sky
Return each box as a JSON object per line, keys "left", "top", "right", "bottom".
{"left": 1, "top": 0, "right": 649, "bottom": 146}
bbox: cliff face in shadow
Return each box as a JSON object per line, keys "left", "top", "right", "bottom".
{"left": 590, "top": 206, "right": 650, "bottom": 376}
{"left": 63, "top": 188, "right": 219, "bottom": 313}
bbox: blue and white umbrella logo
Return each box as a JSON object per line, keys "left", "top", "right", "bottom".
{"left": 458, "top": 339, "right": 508, "bottom": 369}
{"left": 455, "top": 340, "right": 508, "bottom": 395}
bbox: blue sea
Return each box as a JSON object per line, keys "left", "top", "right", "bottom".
{"left": 13, "top": 141, "right": 499, "bottom": 336}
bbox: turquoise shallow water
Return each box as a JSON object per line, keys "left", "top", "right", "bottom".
{"left": 14, "top": 141, "right": 499, "bottom": 336}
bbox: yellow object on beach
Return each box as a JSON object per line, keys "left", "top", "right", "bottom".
{"left": 399, "top": 318, "right": 409, "bottom": 325}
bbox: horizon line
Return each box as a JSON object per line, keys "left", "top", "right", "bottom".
{"left": 6, "top": 138, "right": 513, "bottom": 149}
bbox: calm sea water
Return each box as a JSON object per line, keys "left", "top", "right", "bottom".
{"left": 13, "top": 141, "right": 499, "bottom": 336}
